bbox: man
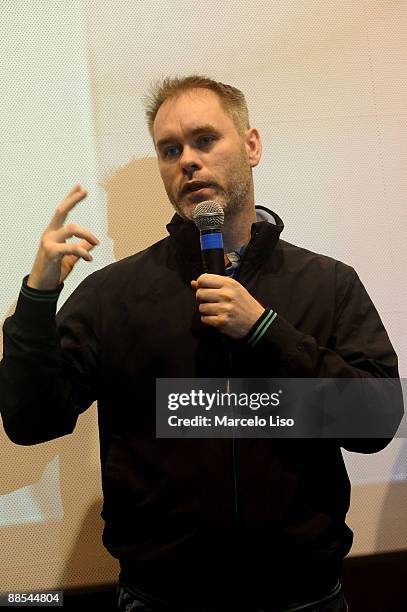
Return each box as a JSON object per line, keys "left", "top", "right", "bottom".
{"left": 0, "top": 76, "right": 402, "bottom": 611}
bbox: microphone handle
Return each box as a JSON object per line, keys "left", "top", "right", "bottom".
{"left": 200, "top": 229, "right": 225, "bottom": 276}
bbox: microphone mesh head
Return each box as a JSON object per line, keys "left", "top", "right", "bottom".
{"left": 192, "top": 201, "right": 224, "bottom": 231}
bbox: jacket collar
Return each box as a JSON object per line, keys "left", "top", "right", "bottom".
{"left": 166, "top": 205, "right": 284, "bottom": 271}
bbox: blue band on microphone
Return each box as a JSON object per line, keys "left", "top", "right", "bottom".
{"left": 200, "top": 233, "right": 224, "bottom": 250}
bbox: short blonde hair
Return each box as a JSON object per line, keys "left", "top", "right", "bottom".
{"left": 144, "top": 75, "right": 250, "bottom": 139}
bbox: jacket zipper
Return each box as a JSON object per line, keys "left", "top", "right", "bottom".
{"left": 227, "top": 229, "right": 257, "bottom": 533}
{"left": 226, "top": 353, "right": 239, "bottom": 528}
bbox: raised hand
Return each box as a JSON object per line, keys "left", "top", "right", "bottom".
{"left": 27, "top": 184, "right": 99, "bottom": 290}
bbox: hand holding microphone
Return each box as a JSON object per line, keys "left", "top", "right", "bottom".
{"left": 191, "top": 201, "right": 264, "bottom": 339}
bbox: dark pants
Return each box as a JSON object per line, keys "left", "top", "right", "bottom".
{"left": 116, "top": 578, "right": 348, "bottom": 612}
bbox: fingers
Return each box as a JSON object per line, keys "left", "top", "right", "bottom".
{"left": 51, "top": 242, "right": 94, "bottom": 262}
{"left": 70, "top": 239, "right": 98, "bottom": 259}
{"left": 41, "top": 225, "right": 99, "bottom": 267}
{"left": 80, "top": 239, "right": 97, "bottom": 252}
{"left": 53, "top": 223, "right": 99, "bottom": 246}
{"left": 191, "top": 274, "right": 234, "bottom": 302}
{"left": 48, "top": 184, "right": 88, "bottom": 230}
{"left": 28, "top": 185, "right": 98, "bottom": 290}
{"left": 195, "top": 288, "right": 224, "bottom": 303}
{"left": 191, "top": 274, "right": 226, "bottom": 289}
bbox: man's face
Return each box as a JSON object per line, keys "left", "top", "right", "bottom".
{"left": 153, "top": 88, "right": 261, "bottom": 221}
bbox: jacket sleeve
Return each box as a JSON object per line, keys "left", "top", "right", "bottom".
{"left": 0, "top": 274, "right": 100, "bottom": 445}
{"left": 246, "top": 265, "right": 404, "bottom": 453}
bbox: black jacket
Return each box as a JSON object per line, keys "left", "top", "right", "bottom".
{"left": 0, "top": 208, "right": 402, "bottom": 610}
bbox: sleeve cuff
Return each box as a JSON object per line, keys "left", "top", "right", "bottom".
{"left": 244, "top": 307, "right": 278, "bottom": 347}
{"left": 21, "top": 275, "right": 64, "bottom": 301}
{"left": 12, "top": 276, "right": 64, "bottom": 332}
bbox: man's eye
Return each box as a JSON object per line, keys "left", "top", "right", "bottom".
{"left": 163, "top": 146, "right": 180, "bottom": 159}
{"left": 198, "top": 135, "right": 216, "bottom": 147}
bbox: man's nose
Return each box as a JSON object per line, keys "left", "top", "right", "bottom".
{"left": 180, "top": 145, "right": 201, "bottom": 176}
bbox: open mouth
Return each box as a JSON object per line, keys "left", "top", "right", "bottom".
{"left": 183, "top": 182, "right": 214, "bottom": 195}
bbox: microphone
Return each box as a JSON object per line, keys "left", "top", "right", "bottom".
{"left": 192, "top": 201, "right": 225, "bottom": 275}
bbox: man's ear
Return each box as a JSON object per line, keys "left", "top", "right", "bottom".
{"left": 245, "top": 127, "right": 262, "bottom": 168}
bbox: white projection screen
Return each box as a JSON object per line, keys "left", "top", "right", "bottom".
{"left": 0, "top": 0, "right": 406, "bottom": 594}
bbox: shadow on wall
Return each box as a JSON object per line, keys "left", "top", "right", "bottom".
{"left": 0, "top": 156, "right": 174, "bottom": 590}
{"left": 56, "top": 417, "right": 119, "bottom": 590}
{"left": 375, "top": 437, "right": 407, "bottom": 553}
{"left": 100, "top": 155, "right": 173, "bottom": 261}
{"left": 375, "top": 382, "right": 407, "bottom": 553}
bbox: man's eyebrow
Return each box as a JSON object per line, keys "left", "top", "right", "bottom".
{"left": 155, "top": 124, "right": 220, "bottom": 150}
